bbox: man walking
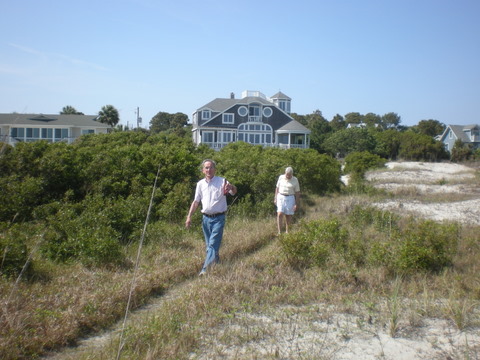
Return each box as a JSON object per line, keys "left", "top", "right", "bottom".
{"left": 186, "top": 159, "right": 237, "bottom": 275}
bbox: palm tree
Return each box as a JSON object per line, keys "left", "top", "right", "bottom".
{"left": 98, "top": 105, "right": 120, "bottom": 127}
{"left": 61, "top": 105, "right": 84, "bottom": 115}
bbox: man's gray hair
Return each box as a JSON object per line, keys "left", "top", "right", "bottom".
{"left": 285, "top": 166, "right": 293, "bottom": 174}
{"left": 202, "top": 159, "right": 216, "bottom": 169}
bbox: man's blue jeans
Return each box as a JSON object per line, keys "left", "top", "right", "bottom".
{"left": 201, "top": 213, "right": 225, "bottom": 272}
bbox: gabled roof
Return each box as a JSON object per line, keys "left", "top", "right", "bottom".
{"left": 277, "top": 120, "right": 311, "bottom": 133}
{"left": 446, "top": 125, "right": 476, "bottom": 142}
{"left": 0, "top": 113, "right": 111, "bottom": 128}
{"left": 439, "top": 124, "right": 480, "bottom": 144}
{"left": 270, "top": 91, "right": 291, "bottom": 100}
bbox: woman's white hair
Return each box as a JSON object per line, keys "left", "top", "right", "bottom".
{"left": 285, "top": 166, "right": 293, "bottom": 174}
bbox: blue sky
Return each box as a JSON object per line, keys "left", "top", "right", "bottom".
{"left": 1, "top": 0, "right": 479, "bottom": 128}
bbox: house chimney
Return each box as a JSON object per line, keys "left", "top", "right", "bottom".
{"left": 230, "top": 92, "right": 235, "bottom": 99}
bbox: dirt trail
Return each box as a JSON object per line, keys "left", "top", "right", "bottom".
{"left": 43, "top": 280, "right": 195, "bottom": 359}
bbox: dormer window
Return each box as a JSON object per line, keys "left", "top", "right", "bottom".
{"left": 222, "top": 113, "right": 234, "bottom": 124}
{"left": 202, "top": 109, "right": 211, "bottom": 120}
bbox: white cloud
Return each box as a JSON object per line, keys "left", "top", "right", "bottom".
{"left": 9, "top": 43, "right": 109, "bottom": 72}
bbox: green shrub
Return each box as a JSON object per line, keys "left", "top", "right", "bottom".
{"left": 41, "top": 201, "right": 123, "bottom": 266}
{"left": 0, "top": 225, "right": 30, "bottom": 278}
{"left": 282, "top": 208, "right": 458, "bottom": 276}
{"left": 280, "top": 218, "right": 348, "bottom": 267}
{"left": 366, "top": 219, "right": 459, "bottom": 274}
{"left": 348, "top": 205, "right": 399, "bottom": 232}
{"left": 344, "top": 151, "right": 387, "bottom": 175}
{"left": 394, "top": 220, "right": 459, "bottom": 273}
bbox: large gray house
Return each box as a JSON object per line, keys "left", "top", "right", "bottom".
{"left": 439, "top": 124, "right": 480, "bottom": 153}
{"left": 191, "top": 90, "right": 310, "bottom": 150}
{"left": 0, "top": 113, "right": 112, "bottom": 146}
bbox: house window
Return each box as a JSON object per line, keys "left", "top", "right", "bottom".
{"left": 238, "top": 106, "right": 248, "bottom": 117}
{"left": 263, "top": 107, "right": 273, "bottom": 118}
{"left": 449, "top": 131, "right": 452, "bottom": 139}
{"left": 11, "top": 128, "right": 24, "bottom": 140}
{"left": 278, "top": 134, "right": 289, "bottom": 144}
{"left": 54, "top": 129, "right": 68, "bottom": 141}
{"left": 222, "top": 113, "right": 234, "bottom": 124}
{"left": 238, "top": 123, "right": 272, "bottom": 146}
{"left": 220, "top": 131, "right": 235, "bottom": 143}
{"left": 278, "top": 100, "right": 290, "bottom": 113}
{"left": 248, "top": 105, "right": 261, "bottom": 122}
{"left": 25, "top": 128, "right": 40, "bottom": 142}
{"left": 41, "top": 128, "right": 53, "bottom": 140}
{"left": 202, "top": 131, "right": 214, "bottom": 143}
{"left": 202, "top": 110, "right": 211, "bottom": 120}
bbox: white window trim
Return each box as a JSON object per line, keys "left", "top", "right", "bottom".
{"left": 202, "top": 131, "right": 214, "bottom": 143}
{"left": 222, "top": 113, "right": 234, "bottom": 124}
{"left": 263, "top": 107, "right": 273, "bottom": 118}
{"left": 238, "top": 106, "right": 248, "bottom": 117}
{"left": 202, "top": 109, "right": 211, "bottom": 120}
{"left": 219, "top": 130, "right": 235, "bottom": 144}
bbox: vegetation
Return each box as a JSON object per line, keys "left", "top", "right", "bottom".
{"left": 0, "top": 112, "right": 476, "bottom": 358}
{"left": 97, "top": 104, "right": 120, "bottom": 126}
{"left": 60, "top": 105, "right": 84, "bottom": 115}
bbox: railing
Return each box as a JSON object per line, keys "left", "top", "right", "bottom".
{"left": 278, "top": 143, "right": 308, "bottom": 149}
{"left": 202, "top": 141, "right": 308, "bottom": 150}
{"left": 248, "top": 116, "right": 261, "bottom": 122}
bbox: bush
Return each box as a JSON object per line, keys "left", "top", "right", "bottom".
{"left": 0, "top": 224, "right": 31, "bottom": 278}
{"left": 344, "top": 151, "right": 387, "bottom": 176}
{"left": 394, "top": 220, "right": 459, "bottom": 273}
{"left": 348, "top": 205, "right": 399, "bottom": 233}
{"left": 41, "top": 200, "right": 124, "bottom": 266}
{"left": 280, "top": 218, "right": 348, "bottom": 267}
{"left": 281, "top": 207, "right": 459, "bottom": 276}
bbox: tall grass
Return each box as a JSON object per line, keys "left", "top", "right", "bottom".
{"left": 1, "top": 195, "right": 479, "bottom": 359}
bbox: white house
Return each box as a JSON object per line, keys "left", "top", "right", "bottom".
{"left": 0, "top": 113, "right": 112, "bottom": 146}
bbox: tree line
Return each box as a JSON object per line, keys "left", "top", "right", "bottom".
{"left": 61, "top": 104, "right": 479, "bottom": 162}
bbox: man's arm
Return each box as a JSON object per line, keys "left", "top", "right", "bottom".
{"left": 185, "top": 201, "right": 200, "bottom": 228}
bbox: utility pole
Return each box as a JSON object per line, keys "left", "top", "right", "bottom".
{"left": 136, "top": 107, "right": 142, "bottom": 128}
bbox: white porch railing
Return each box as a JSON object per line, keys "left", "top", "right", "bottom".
{"left": 202, "top": 141, "right": 308, "bottom": 150}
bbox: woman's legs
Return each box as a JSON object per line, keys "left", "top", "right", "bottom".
{"left": 285, "top": 214, "right": 292, "bottom": 233}
{"left": 277, "top": 212, "right": 284, "bottom": 234}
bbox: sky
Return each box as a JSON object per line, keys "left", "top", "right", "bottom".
{"left": 1, "top": 0, "right": 479, "bottom": 128}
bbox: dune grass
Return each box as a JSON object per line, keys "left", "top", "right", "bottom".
{"left": 1, "top": 194, "right": 479, "bottom": 359}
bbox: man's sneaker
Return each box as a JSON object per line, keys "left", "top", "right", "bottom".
{"left": 199, "top": 270, "right": 206, "bottom": 276}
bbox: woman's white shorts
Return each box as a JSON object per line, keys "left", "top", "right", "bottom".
{"left": 276, "top": 194, "right": 295, "bottom": 215}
